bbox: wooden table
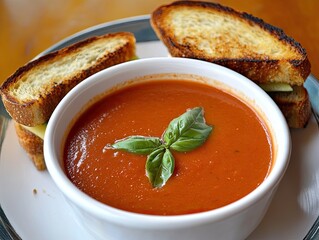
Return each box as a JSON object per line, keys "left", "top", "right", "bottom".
{"left": 1, "top": 0, "right": 318, "bottom": 83}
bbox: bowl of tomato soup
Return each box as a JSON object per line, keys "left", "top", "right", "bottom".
{"left": 44, "top": 57, "right": 291, "bottom": 240}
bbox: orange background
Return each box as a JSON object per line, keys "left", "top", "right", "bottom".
{"left": 1, "top": 0, "right": 318, "bottom": 83}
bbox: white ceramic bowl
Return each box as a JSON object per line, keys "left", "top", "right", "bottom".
{"left": 44, "top": 57, "right": 291, "bottom": 240}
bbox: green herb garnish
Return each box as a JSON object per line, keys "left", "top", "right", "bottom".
{"left": 111, "top": 107, "right": 213, "bottom": 188}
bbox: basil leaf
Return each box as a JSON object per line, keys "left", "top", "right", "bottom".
{"left": 146, "top": 148, "right": 175, "bottom": 188}
{"left": 112, "top": 136, "right": 162, "bottom": 155}
{"left": 163, "top": 107, "right": 213, "bottom": 152}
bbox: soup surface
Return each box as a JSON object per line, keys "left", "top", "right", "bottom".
{"left": 64, "top": 79, "right": 272, "bottom": 215}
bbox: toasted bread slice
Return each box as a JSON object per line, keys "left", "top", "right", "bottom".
{"left": 151, "top": 1, "right": 311, "bottom": 86}
{"left": 269, "top": 86, "right": 311, "bottom": 128}
{"left": 151, "top": 1, "right": 311, "bottom": 128}
{"left": 1, "top": 32, "right": 136, "bottom": 127}
{"left": 2, "top": 32, "right": 136, "bottom": 170}
{"left": 14, "top": 122, "right": 45, "bottom": 170}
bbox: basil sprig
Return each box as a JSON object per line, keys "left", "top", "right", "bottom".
{"left": 110, "top": 107, "right": 213, "bottom": 188}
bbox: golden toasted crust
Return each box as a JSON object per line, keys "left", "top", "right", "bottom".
{"left": 14, "top": 122, "right": 45, "bottom": 170}
{"left": 151, "top": 1, "right": 311, "bottom": 85}
{"left": 269, "top": 86, "right": 311, "bottom": 128}
{"left": 1, "top": 32, "right": 136, "bottom": 126}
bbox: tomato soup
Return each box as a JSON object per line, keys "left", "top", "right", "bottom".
{"left": 63, "top": 79, "right": 272, "bottom": 215}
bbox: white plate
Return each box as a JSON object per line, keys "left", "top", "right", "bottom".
{"left": 1, "top": 16, "right": 319, "bottom": 240}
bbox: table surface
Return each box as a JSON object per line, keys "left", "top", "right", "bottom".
{"left": 1, "top": 0, "right": 319, "bottom": 83}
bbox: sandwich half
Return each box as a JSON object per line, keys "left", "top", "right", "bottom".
{"left": 0, "top": 32, "right": 136, "bottom": 170}
{"left": 151, "top": 0, "right": 311, "bottom": 128}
